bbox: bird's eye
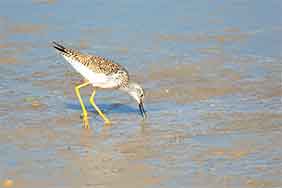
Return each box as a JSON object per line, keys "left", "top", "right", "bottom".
{"left": 140, "top": 94, "right": 144, "bottom": 97}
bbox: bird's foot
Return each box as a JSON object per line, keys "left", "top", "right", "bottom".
{"left": 104, "top": 119, "right": 111, "bottom": 126}
{"left": 82, "top": 115, "right": 90, "bottom": 129}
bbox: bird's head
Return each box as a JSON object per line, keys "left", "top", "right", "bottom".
{"left": 123, "top": 82, "right": 147, "bottom": 119}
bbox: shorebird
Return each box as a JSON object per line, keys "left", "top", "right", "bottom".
{"left": 52, "top": 41, "right": 146, "bottom": 128}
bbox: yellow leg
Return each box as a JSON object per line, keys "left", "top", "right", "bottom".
{"left": 75, "top": 82, "right": 90, "bottom": 128}
{"left": 89, "top": 89, "right": 111, "bottom": 125}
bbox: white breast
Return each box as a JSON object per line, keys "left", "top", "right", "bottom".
{"left": 63, "top": 56, "right": 119, "bottom": 88}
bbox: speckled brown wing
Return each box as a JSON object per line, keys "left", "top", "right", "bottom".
{"left": 86, "top": 56, "right": 122, "bottom": 75}
{"left": 52, "top": 41, "right": 130, "bottom": 88}
{"left": 53, "top": 41, "right": 122, "bottom": 74}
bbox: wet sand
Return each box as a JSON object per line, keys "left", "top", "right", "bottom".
{"left": 0, "top": 0, "right": 281, "bottom": 188}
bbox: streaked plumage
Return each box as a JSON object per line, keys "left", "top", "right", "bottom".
{"left": 52, "top": 41, "right": 146, "bottom": 127}
{"left": 52, "top": 41, "right": 129, "bottom": 89}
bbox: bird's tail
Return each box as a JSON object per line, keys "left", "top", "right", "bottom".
{"left": 52, "top": 41, "right": 80, "bottom": 57}
{"left": 52, "top": 41, "right": 69, "bottom": 53}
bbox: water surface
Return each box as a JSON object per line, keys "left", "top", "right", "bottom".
{"left": 0, "top": 0, "right": 281, "bottom": 187}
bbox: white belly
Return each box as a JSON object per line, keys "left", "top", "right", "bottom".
{"left": 64, "top": 56, "right": 118, "bottom": 88}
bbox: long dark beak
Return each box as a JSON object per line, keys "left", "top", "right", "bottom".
{"left": 138, "top": 101, "right": 147, "bottom": 119}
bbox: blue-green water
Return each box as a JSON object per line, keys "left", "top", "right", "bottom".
{"left": 0, "top": 1, "right": 281, "bottom": 187}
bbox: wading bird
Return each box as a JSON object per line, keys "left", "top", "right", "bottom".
{"left": 52, "top": 41, "right": 146, "bottom": 128}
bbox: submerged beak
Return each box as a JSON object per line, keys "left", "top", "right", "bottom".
{"left": 138, "top": 101, "right": 147, "bottom": 119}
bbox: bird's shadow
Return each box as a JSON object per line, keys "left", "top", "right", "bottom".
{"left": 65, "top": 102, "right": 138, "bottom": 114}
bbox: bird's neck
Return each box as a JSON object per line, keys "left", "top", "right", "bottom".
{"left": 120, "top": 81, "right": 136, "bottom": 93}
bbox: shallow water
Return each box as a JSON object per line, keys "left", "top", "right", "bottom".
{"left": 0, "top": 0, "right": 281, "bottom": 188}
